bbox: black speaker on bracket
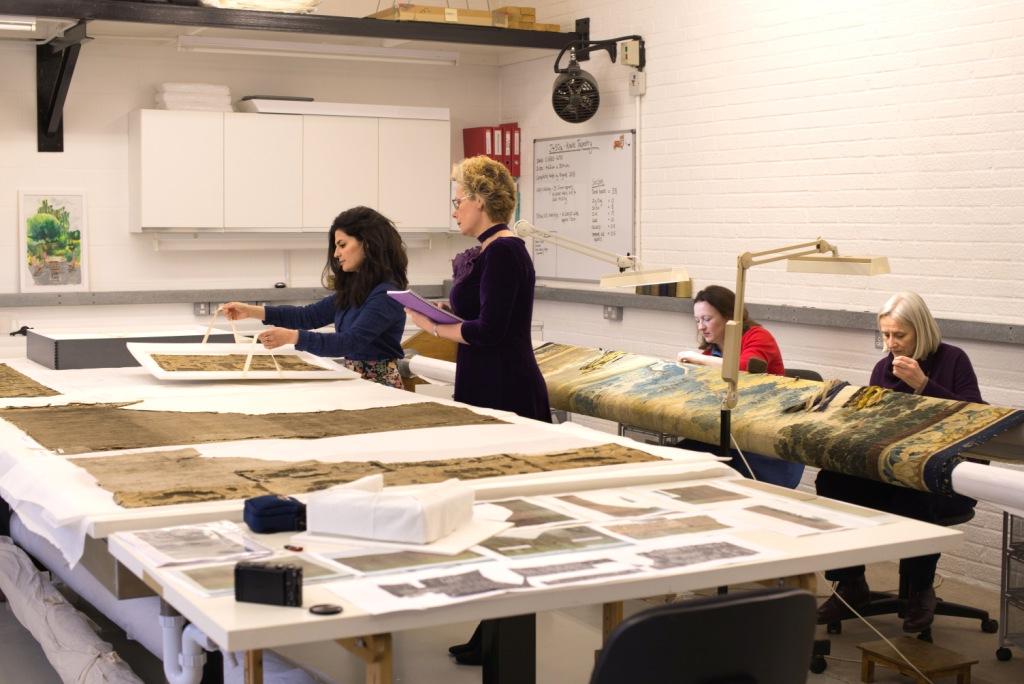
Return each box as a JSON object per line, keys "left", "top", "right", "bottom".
{"left": 552, "top": 53, "right": 600, "bottom": 124}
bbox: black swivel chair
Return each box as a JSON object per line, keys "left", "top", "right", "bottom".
{"left": 783, "top": 367, "right": 823, "bottom": 382}
{"left": 823, "top": 508, "right": 998, "bottom": 640}
{"left": 590, "top": 588, "right": 817, "bottom": 684}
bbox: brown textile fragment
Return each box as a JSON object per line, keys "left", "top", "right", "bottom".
{"left": 0, "top": 401, "right": 505, "bottom": 454}
{"left": 0, "top": 363, "right": 59, "bottom": 398}
{"left": 152, "top": 354, "right": 327, "bottom": 372}
{"left": 69, "top": 443, "right": 662, "bottom": 508}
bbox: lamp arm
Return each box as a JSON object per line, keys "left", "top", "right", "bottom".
{"left": 512, "top": 220, "right": 638, "bottom": 271}
{"left": 722, "top": 237, "right": 839, "bottom": 408}
{"left": 740, "top": 237, "right": 837, "bottom": 268}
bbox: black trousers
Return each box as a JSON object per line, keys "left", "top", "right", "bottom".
{"left": 815, "top": 470, "right": 976, "bottom": 591}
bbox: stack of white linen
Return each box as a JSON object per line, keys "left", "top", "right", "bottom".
{"left": 155, "top": 83, "right": 233, "bottom": 112}
{"left": 199, "top": 0, "right": 320, "bottom": 12}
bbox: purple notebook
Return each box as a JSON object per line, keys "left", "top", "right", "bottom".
{"left": 387, "top": 290, "right": 464, "bottom": 325}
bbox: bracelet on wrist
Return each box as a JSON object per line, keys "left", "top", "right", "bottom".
{"left": 432, "top": 323, "right": 439, "bottom": 337}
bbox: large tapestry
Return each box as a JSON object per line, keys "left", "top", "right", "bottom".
{"left": 0, "top": 401, "right": 504, "bottom": 454}
{"left": 70, "top": 443, "right": 668, "bottom": 508}
{"left": 535, "top": 343, "right": 1024, "bottom": 494}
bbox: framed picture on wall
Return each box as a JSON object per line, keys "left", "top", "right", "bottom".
{"left": 18, "top": 190, "right": 89, "bottom": 293}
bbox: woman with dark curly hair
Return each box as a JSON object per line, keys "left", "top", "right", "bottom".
{"left": 222, "top": 205, "right": 408, "bottom": 387}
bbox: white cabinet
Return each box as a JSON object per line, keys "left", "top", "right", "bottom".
{"left": 224, "top": 113, "right": 303, "bottom": 230}
{"left": 302, "top": 116, "right": 379, "bottom": 231}
{"left": 378, "top": 118, "right": 451, "bottom": 230}
{"left": 131, "top": 108, "right": 450, "bottom": 233}
{"left": 129, "top": 110, "right": 223, "bottom": 231}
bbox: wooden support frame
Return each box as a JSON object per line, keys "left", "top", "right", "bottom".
{"left": 338, "top": 634, "right": 394, "bottom": 684}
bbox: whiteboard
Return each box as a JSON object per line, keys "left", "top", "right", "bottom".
{"left": 532, "top": 131, "right": 635, "bottom": 281}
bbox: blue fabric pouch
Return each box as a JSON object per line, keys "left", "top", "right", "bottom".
{"left": 243, "top": 495, "right": 307, "bottom": 533}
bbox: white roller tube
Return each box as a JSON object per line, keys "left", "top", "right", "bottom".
{"left": 951, "top": 461, "right": 1024, "bottom": 517}
{"left": 0, "top": 537, "right": 143, "bottom": 683}
{"left": 408, "top": 355, "right": 457, "bottom": 385}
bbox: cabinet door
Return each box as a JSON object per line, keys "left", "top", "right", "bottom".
{"left": 302, "top": 116, "right": 379, "bottom": 232}
{"left": 224, "top": 113, "right": 303, "bottom": 230}
{"left": 131, "top": 110, "right": 223, "bottom": 231}
{"left": 378, "top": 118, "right": 451, "bottom": 230}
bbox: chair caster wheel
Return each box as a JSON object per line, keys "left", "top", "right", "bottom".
{"left": 996, "top": 647, "right": 1012, "bottom": 661}
{"left": 983, "top": 618, "right": 999, "bottom": 633}
{"left": 916, "top": 629, "right": 933, "bottom": 643}
{"left": 810, "top": 656, "right": 827, "bottom": 673}
{"left": 826, "top": 621, "right": 842, "bottom": 635}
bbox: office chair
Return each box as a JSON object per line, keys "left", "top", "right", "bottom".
{"left": 783, "top": 367, "right": 823, "bottom": 382}
{"left": 590, "top": 588, "right": 816, "bottom": 684}
{"left": 822, "top": 507, "right": 998, "bottom": 641}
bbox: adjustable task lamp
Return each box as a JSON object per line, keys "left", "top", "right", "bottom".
{"left": 718, "top": 238, "right": 890, "bottom": 456}
{"left": 512, "top": 220, "right": 687, "bottom": 288}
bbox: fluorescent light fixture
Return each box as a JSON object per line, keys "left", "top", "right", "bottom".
{"left": 151, "top": 234, "right": 325, "bottom": 252}
{"left": 513, "top": 220, "right": 689, "bottom": 289}
{"left": 787, "top": 255, "right": 890, "bottom": 276}
{"left": 151, "top": 232, "right": 433, "bottom": 252}
{"left": 177, "top": 35, "right": 459, "bottom": 66}
{"left": 0, "top": 14, "right": 36, "bottom": 31}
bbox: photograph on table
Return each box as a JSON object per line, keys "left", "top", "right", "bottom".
{"left": 176, "top": 554, "right": 351, "bottom": 596}
{"left": 18, "top": 190, "right": 88, "bottom": 293}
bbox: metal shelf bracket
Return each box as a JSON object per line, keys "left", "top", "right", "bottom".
{"left": 37, "top": 20, "right": 91, "bottom": 152}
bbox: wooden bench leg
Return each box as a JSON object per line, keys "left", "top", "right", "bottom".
{"left": 339, "top": 633, "right": 393, "bottom": 684}
{"left": 603, "top": 601, "right": 624, "bottom": 643}
{"left": 861, "top": 655, "right": 874, "bottom": 683}
{"left": 245, "top": 649, "right": 263, "bottom": 684}
{"left": 958, "top": 666, "right": 970, "bottom": 684}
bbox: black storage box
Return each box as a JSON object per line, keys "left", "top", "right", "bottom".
{"left": 26, "top": 329, "right": 235, "bottom": 370}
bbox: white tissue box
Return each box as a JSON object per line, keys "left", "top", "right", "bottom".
{"left": 307, "top": 475, "right": 474, "bottom": 544}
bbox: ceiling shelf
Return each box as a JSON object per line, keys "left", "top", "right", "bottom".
{"left": 0, "top": 0, "right": 583, "bottom": 152}
{"left": 0, "top": 0, "right": 579, "bottom": 49}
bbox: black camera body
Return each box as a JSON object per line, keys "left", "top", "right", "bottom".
{"left": 234, "top": 561, "right": 303, "bottom": 607}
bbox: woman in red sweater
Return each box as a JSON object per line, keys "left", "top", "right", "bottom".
{"left": 677, "top": 285, "right": 804, "bottom": 487}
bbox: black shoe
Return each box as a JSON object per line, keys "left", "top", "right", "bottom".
{"left": 817, "top": 576, "right": 870, "bottom": 624}
{"left": 903, "top": 586, "right": 936, "bottom": 632}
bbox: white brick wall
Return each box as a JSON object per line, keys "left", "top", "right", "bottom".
{"left": 513, "top": 1, "right": 1024, "bottom": 591}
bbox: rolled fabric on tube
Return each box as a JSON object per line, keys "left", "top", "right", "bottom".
{"left": 408, "top": 355, "right": 456, "bottom": 385}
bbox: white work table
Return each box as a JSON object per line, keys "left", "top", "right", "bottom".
{"left": 0, "top": 350, "right": 963, "bottom": 683}
{"left": 106, "top": 473, "right": 960, "bottom": 683}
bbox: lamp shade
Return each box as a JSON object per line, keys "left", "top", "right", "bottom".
{"left": 599, "top": 267, "right": 689, "bottom": 288}
{"left": 786, "top": 255, "right": 890, "bottom": 276}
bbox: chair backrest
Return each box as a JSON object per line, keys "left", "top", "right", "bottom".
{"left": 784, "top": 367, "right": 823, "bottom": 382}
{"left": 590, "top": 588, "right": 817, "bottom": 684}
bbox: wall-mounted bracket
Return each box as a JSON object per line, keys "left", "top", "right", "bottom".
{"left": 37, "top": 20, "right": 91, "bottom": 152}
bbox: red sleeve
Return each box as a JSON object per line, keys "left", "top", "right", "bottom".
{"left": 740, "top": 326, "right": 785, "bottom": 375}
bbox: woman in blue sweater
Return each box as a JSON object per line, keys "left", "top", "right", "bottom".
{"left": 222, "top": 206, "right": 408, "bottom": 387}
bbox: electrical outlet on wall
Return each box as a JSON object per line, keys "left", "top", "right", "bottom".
{"left": 874, "top": 330, "right": 884, "bottom": 349}
{"left": 603, "top": 305, "right": 623, "bottom": 321}
{"left": 628, "top": 71, "right": 646, "bottom": 96}
{"left": 193, "top": 302, "right": 211, "bottom": 316}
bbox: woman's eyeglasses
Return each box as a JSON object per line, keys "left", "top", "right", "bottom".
{"left": 451, "top": 196, "right": 474, "bottom": 210}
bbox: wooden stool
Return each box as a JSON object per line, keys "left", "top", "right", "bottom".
{"left": 858, "top": 636, "right": 977, "bottom": 684}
